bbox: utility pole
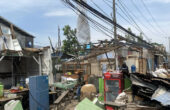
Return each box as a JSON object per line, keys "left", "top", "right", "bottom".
{"left": 113, "top": 0, "right": 118, "bottom": 70}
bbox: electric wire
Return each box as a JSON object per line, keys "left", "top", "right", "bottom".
{"left": 61, "top": 0, "right": 168, "bottom": 54}
{"left": 62, "top": 0, "right": 155, "bottom": 50}
{"left": 103, "top": 0, "right": 151, "bottom": 41}
{"left": 116, "top": 4, "right": 143, "bottom": 33}
{"left": 131, "top": 0, "right": 163, "bottom": 35}
{"left": 140, "top": 0, "right": 168, "bottom": 36}
{"left": 90, "top": 0, "right": 110, "bottom": 17}
{"left": 64, "top": 2, "right": 114, "bottom": 39}
{"left": 117, "top": 0, "right": 157, "bottom": 38}
{"left": 116, "top": 0, "right": 151, "bottom": 41}
{"left": 72, "top": 0, "right": 150, "bottom": 44}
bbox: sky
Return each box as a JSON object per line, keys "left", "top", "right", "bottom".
{"left": 0, "top": 0, "right": 170, "bottom": 51}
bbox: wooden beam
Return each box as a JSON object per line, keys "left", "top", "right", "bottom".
{"left": 79, "top": 45, "right": 123, "bottom": 61}
{"left": 10, "top": 24, "right": 15, "bottom": 39}
{"left": 0, "top": 56, "right": 5, "bottom": 62}
{"left": 54, "top": 90, "right": 69, "bottom": 104}
{"left": 0, "top": 26, "right": 3, "bottom": 37}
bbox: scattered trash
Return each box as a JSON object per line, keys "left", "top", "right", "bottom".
{"left": 130, "top": 73, "right": 170, "bottom": 107}
{"left": 151, "top": 68, "right": 169, "bottom": 78}
{"left": 115, "top": 92, "right": 128, "bottom": 105}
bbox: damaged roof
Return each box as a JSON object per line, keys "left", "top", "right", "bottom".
{"left": 0, "top": 16, "right": 35, "bottom": 38}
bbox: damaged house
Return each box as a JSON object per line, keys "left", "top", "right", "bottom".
{"left": 0, "top": 16, "right": 53, "bottom": 89}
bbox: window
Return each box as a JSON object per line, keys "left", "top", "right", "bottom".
{"left": 105, "top": 80, "right": 120, "bottom": 101}
{"left": 1, "top": 25, "right": 11, "bottom": 35}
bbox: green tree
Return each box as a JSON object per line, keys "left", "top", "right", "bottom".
{"left": 62, "top": 25, "right": 79, "bottom": 55}
{"left": 125, "top": 28, "right": 135, "bottom": 41}
{"left": 137, "top": 32, "right": 143, "bottom": 43}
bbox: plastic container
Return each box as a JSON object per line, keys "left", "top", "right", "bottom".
{"left": 0, "top": 84, "right": 4, "bottom": 98}
{"left": 4, "top": 100, "right": 23, "bottom": 110}
{"left": 131, "top": 65, "right": 136, "bottom": 73}
{"left": 98, "top": 78, "right": 104, "bottom": 101}
{"left": 20, "top": 78, "right": 26, "bottom": 88}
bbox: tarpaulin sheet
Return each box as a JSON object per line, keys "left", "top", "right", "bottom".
{"left": 75, "top": 98, "right": 103, "bottom": 110}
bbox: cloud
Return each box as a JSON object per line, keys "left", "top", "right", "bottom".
{"left": 0, "top": 0, "right": 60, "bottom": 13}
{"left": 44, "top": 9, "right": 75, "bottom": 17}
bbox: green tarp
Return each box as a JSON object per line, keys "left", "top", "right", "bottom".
{"left": 53, "top": 80, "right": 77, "bottom": 90}
{"left": 124, "top": 78, "right": 132, "bottom": 90}
{"left": 98, "top": 78, "right": 104, "bottom": 101}
{"left": 4, "top": 100, "right": 23, "bottom": 110}
{"left": 75, "top": 98, "right": 103, "bottom": 110}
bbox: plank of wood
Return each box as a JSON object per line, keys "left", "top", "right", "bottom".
{"left": 24, "top": 48, "right": 40, "bottom": 52}
{"left": 0, "top": 26, "right": 3, "bottom": 37}
{"left": 49, "top": 91, "right": 58, "bottom": 95}
{"left": 103, "top": 101, "right": 126, "bottom": 107}
{"left": 126, "top": 103, "right": 157, "bottom": 110}
{"left": 54, "top": 90, "right": 69, "bottom": 104}
{"left": 10, "top": 24, "right": 15, "bottom": 39}
{"left": 0, "top": 96, "right": 22, "bottom": 103}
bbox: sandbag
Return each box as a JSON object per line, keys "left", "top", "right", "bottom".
{"left": 81, "top": 84, "right": 96, "bottom": 101}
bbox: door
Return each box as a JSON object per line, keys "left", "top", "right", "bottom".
{"left": 104, "top": 79, "right": 120, "bottom": 102}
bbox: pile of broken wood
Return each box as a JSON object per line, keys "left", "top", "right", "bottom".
{"left": 130, "top": 72, "right": 170, "bottom": 109}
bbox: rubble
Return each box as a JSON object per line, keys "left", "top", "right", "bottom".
{"left": 151, "top": 68, "right": 169, "bottom": 78}
{"left": 0, "top": 1, "right": 169, "bottom": 109}
{"left": 152, "top": 87, "right": 170, "bottom": 106}
{"left": 130, "top": 72, "right": 170, "bottom": 107}
{"left": 115, "top": 92, "right": 128, "bottom": 105}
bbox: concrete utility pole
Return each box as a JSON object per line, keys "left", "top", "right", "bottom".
{"left": 113, "top": 0, "right": 118, "bottom": 70}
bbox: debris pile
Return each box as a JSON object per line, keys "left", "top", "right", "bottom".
{"left": 130, "top": 72, "right": 170, "bottom": 107}
{"left": 115, "top": 92, "right": 128, "bottom": 105}
{"left": 151, "top": 68, "right": 170, "bottom": 78}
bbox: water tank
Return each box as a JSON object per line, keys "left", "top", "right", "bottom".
{"left": 131, "top": 65, "right": 136, "bottom": 73}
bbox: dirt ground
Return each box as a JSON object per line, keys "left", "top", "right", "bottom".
{"left": 65, "top": 100, "right": 79, "bottom": 110}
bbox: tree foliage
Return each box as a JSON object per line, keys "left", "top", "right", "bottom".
{"left": 62, "top": 25, "right": 79, "bottom": 55}
{"left": 125, "top": 28, "right": 144, "bottom": 43}
{"left": 125, "top": 28, "right": 135, "bottom": 41}
{"left": 137, "top": 32, "right": 143, "bottom": 43}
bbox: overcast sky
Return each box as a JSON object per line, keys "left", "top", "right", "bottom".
{"left": 0, "top": 0, "right": 170, "bottom": 51}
